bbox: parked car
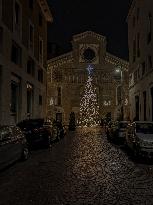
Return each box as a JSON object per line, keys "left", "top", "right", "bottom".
{"left": 17, "top": 119, "right": 52, "bottom": 149}
{"left": 52, "top": 120, "right": 64, "bottom": 140}
{"left": 106, "top": 121, "right": 118, "bottom": 140}
{"left": 125, "top": 121, "right": 153, "bottom": 158}
{"left": 108, "top": 121, "right": 129, "bottom": 143}
{"left": 0, "top": 126, "right": 29, "bottom": 171}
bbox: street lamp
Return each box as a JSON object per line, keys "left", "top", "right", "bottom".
{"left": 115, "top": 66, "right": 124, "bottom": 120}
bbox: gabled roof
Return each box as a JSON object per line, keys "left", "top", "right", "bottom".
{"left": 72, "top": 31, "right": 106, "bottom": 42}
{"left": 105, "top": 53, "right": 129, "bottom": 70}
{"left": 47, "top": 52, "right": 73, "bottom": 68}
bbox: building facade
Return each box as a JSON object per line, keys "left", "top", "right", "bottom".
{"left": 47, "top": 31, "right": 129, "bottom": 125}
{"left": 128, "top": 0, "right": 153, "bottom": 121}
{"left": 0, "top": 0, "right": 52, "bottom": 125}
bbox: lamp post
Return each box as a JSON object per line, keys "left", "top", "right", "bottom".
{"left": 115, "top": 66, "right": 124, "bottom": 120}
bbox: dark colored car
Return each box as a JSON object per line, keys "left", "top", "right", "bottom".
{"left": 52, "top": 120, "right": 65, "bottom": 140}
{"left": 0, "top": 126, "right": 29, "bottom": 171}
{"left": 17, "top": 119, "right": 52, "bottom": 149}
{"left": 108, "top": 121, "right": 129, "bottom": 144}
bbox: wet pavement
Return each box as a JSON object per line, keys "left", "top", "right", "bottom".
{"left": 0, "top": 127, "right": 153, "bottom": 205}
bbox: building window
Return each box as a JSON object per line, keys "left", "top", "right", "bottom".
{"left": 147, "top": 13, "right": 152, "bottom": 44}
{"left": 134, "top": 70, "right": 137, "bottom": 83}
{"left": 57, "top": 87, "right": 61, "bottom": 106}
{"left": 142, "top": 62, "right": 146, "bottom": 76}
{"left": 14, "top": 1, "right": 21, "bottom": 36}
{"left": 29, "top": 0, "right": 33, "bottom": 9}
{"left": 11, "top": 41, "right": 22, "bottom": 65}
{"left": 135, "top": 95, "right": 140, "bottom": 120}
{"left": 133, "top": 16, "right": 136, "bottom": 27}
{"left": 148, "top": 55, "right": 152, "bottom": 70}
{"left": 103, "top": 100, "right": 111, "bottom": 106}
{"left": 14, "top": 2, "right": 20, "bottom": 25}
{"left": 117, "top": 86, "right": 122, "bottom": 105}
{"left": 137, "top": 33, "right": 140, "bottom": 57}
{"left": 10, "top": 81, "right": 19, "bottom": 113}
{"left": 133, "top": 39, "right": 136, "bottom": 62}
{"left": 151, "top": 87, "right": 153, "bottom": 121}
{"left": 39, "top": 37, "right": 43, "bottom": 64}
{"left": 29, "top": 23, "right": 34, "bottom": 51}
{"left": 137, "top": 8, "right": 140, "bottom": 21}
{"left": 0, "top": 66, "right": 2, "bottom": 109}
{"left": 27, "top": 83, "right": 33, "bottom": 116}
{"left": 0, "top": 27, "right": 3, "bottom": 54}
{"left": 39, "top": 13, "right": 43, "bottom": 26}
{"left": 38, "top": 69, "right": 43, "bottom": 83}
{"left": 27, "top": 57, "right": 35, "bottom": 76}
{"left": 39, "top": 95, "right": 42, "bottom": 105}
{"left": 143, "top": 91, "right": 146, "bottom": 121}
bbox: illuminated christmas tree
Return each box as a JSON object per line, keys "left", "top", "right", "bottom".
{"left": 78, "top": 66, "right": 100, "bottom": 127}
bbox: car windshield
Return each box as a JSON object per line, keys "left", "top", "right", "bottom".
{"left": 118, "top": 122, "right": 128, "bottom": 129}
{"left": 18, "top": 120, "right": 44, "bottom": 130}
{"left": 136, "top": 123, "right": 153, "bottom": 134}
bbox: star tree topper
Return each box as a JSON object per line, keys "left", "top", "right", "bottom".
{"left": 86, "top": 65, "right": 94, "bottom": 76}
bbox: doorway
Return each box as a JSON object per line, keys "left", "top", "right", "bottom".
{"left": 135, "top": 95, "right": 139, "bottom": 120}
{"left": 56, "top": 113, "right": 62, "bottom": 122}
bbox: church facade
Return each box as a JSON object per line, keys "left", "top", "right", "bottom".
{"left": 47, "top": 31, "right": 129, "bottom": 125}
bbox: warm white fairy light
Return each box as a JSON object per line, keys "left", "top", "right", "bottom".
{"left": 78, "top": 66, "right": 100, "bottom": 127}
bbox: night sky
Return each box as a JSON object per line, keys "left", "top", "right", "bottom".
{"left": 47, "top": 0, "right": 132, "bottom": 60}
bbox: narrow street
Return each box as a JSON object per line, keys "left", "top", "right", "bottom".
{"left": 0, "top": 128, "right": 153, "bottom": 205}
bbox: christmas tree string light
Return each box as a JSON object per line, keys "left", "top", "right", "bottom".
{"left": 78, "top": 65, "right": 100, "bottom": 127}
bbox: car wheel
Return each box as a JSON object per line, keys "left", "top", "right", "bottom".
{"left": 21, "top": 147, "right": 29, "bottom": 161}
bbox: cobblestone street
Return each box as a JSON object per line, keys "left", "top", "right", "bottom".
{"left": 1, "top": 128, "right": 153, "bottom": 205}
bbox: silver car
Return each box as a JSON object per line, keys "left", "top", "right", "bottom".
{"left": 126, "top": 121, "right": 153, "bottom": 158}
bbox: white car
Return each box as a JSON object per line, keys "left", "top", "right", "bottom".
{"left": 126, "top": 121, "right": 153, "bottom": 158}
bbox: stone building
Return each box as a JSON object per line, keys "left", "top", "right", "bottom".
{"left": 47, "top": 31, "right": 129, "bottom": 125}
{"left": 0, "top": 0, "right": 52, "bottom": 125}
{"left": 127, "top": 0, "right": 153, "bottom": 121}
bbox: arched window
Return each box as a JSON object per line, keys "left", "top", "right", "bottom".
{"left": 148, "top": 13, "right": 152, "bottom": 44}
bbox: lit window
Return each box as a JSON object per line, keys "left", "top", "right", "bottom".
{"left": 103, "top": 100, "right": 111, "bottom": 106}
